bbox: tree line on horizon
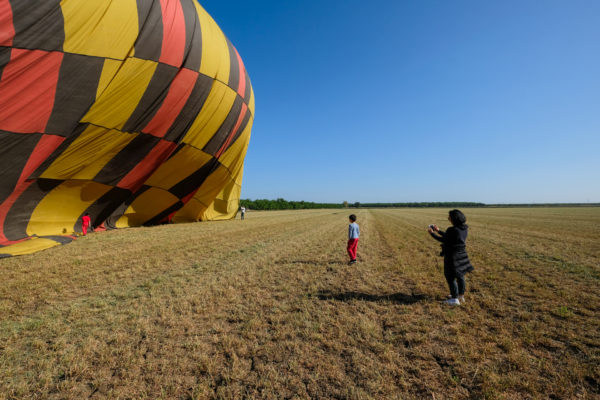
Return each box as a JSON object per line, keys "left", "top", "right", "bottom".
{"left": 239, "top": 199, "right": 487, "bottom": 210}
{"left": 239, "top": 199, "right": 600, "bottom": 211}
{"left": 239, "top": 198, "right": 342, "bottom": 210}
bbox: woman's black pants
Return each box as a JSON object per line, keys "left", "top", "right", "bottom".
{"left": 445, "top": 271, "right": 466, "bottom": 298}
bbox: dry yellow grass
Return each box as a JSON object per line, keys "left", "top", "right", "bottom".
{"left": 0, "top": 207, "right": 599, "bottom": 399}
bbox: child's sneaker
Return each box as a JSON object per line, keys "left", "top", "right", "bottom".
{"left": 458, "top": 295, "right": 465, "bottom": 304}
{"left": 349, "top": 259, "right": 357, "bottom": 265}
{"left": 444, "top": 298, "right": 460, "bottom": 306}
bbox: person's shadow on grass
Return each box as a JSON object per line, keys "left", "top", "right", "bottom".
{"left": 275, "top": 259, "right": 341, "bottom": 266}
{"left": 315, "top": 290, "right": 426, "bottom": 305}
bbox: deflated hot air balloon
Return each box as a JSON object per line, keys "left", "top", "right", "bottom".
{"left": 0, "top": 0, "right": 254, "bottom": 256}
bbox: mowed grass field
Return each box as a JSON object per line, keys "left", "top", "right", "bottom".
{"left": 1, "top": 208, "right": 599, "bottom": 399}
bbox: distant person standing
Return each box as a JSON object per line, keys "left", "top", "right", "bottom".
{"left": 428, "top": 209, "right": 474, "bottom": 305}
{"left": 240, "top": 206, "right": 246, "bottom": 220}
{"left": 347, "top": 214, "right": 360, "bottom": 264}
{"left": 81, "top": 213, "right": 91, "bottom": 236}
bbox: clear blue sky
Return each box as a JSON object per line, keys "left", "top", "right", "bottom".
{"left": 201, "top": 0, "right": 600, "bottom": 204}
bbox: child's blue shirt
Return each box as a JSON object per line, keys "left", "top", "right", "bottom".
{"left": 348, "top": 222, "right": 360, "bottom": 239}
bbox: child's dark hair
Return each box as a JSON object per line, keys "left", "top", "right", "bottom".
{"left": 349, "top": 214, "right": 357, "bottom": 222}
{"left": 448, "top": 209, "right": 466, "bottom": 227}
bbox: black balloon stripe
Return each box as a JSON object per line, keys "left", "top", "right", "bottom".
{"left": 46, "top": 53, "right": 104, "bottom": 136}
{"left": 0, "top": 131, "right": 42, "bottom": 205}
{"left": 181, "top": 0, "right": 202, "bottom": 72}
{"left": 92, "top": 134, "right": 161, "bottom": 186}
{"left": 168, "top": 157, "right": 220, "bottom": 199}
{"left": 9, "top": 0, "right": 65, "bottom": 52}
{"left": 134, "top": 0, "right": 164, "bottom": 62}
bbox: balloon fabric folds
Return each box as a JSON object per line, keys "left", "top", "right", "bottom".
{"left": 0, "top": 0, "right": 255, "bottom": 256}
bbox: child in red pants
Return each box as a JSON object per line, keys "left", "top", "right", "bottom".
{"left": 82, "top": 213, "right": 91, "bottom": 236}
{"left": 347, "top": 214, "right": 360, "bottom": 264}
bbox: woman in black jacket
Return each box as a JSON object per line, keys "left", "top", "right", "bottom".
{"left": 428, "top": 209, "right": 474, "bottom": 305}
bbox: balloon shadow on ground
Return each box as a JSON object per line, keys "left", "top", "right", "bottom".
{"left": 315, "top": 290, "right": 427, "bottom": 305}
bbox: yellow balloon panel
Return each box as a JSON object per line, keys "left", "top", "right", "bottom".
{"left": 0, "top": 238, "right": 63, "bottom": 257}
{"left": 195, "top": 2, "right": 230, "bottom": 82}
{"left": 82, "top": 58, "right": 158, "bottom": 130}
{"left": 40, "top": 126, "right": 136, "bottom": 180}
{"left": 62, "top": 0, "right": 139, "bottom": 60}
{"left": 202, "top": 178, "right": 242, "bottom": 221}
{"left": 145, "top": 146, "right": 213, "bottom": 190}
{"left": 96, "top": 59, "right": 122, "bottom": 100}
{"left": 219, "top": 119, "right": 253, "bottom": 185}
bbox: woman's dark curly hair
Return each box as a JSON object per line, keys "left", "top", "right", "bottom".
{"left": 448, "top": 209, "right": 467, "bottom": 227}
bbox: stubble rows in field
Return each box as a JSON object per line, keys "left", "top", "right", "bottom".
{"left": 0, "top": 208, "right": 598, "bottom": 399}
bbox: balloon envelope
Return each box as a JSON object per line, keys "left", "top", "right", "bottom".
{"left": 0, "top": 0, "right": 254, "bottom": 256}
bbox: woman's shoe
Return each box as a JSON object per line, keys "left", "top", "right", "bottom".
{"left": 444, "top": 298, "right": 460, "bottom": 306}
